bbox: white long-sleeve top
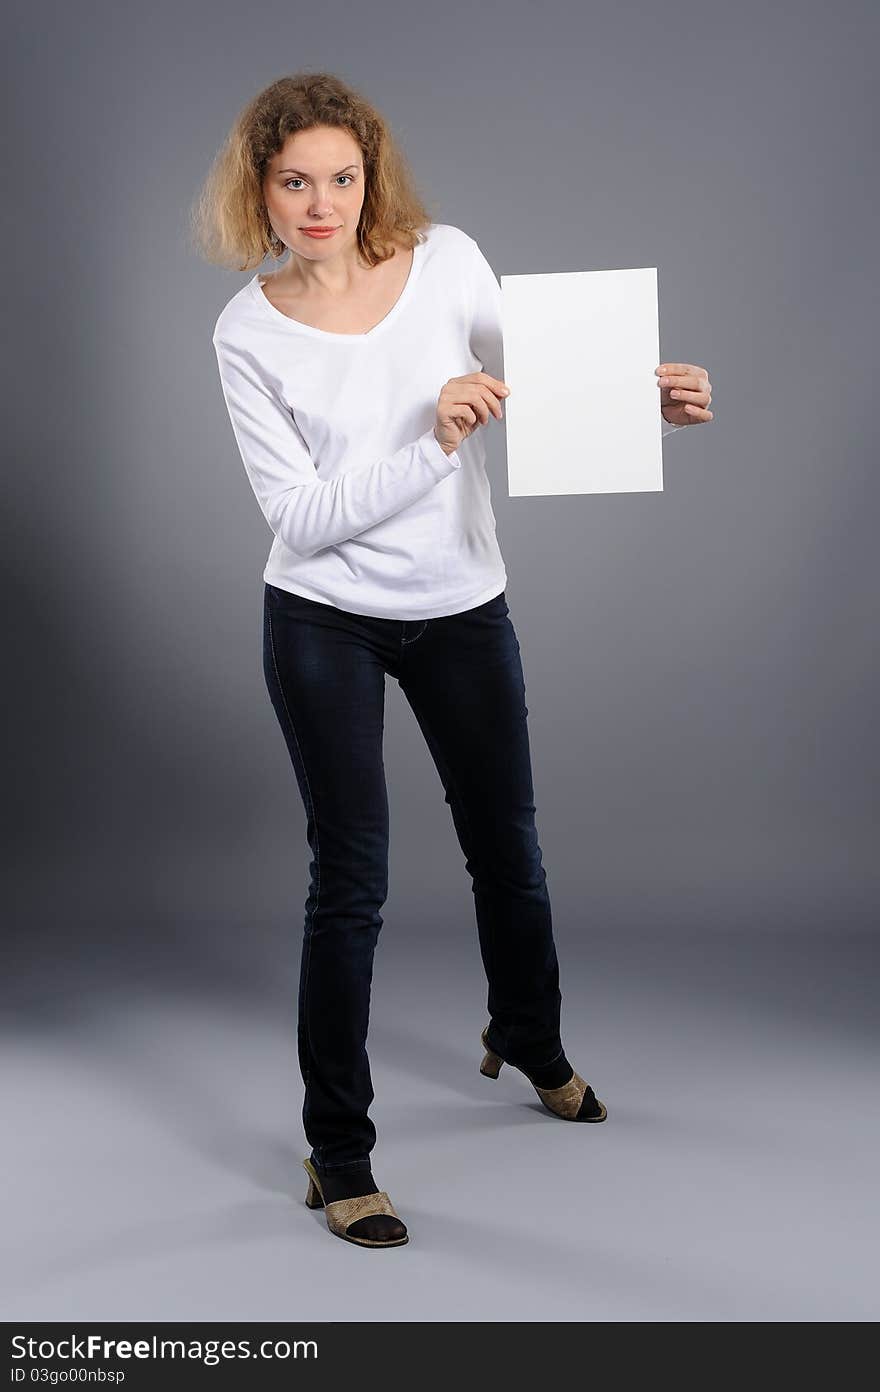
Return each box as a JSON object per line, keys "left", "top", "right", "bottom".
{"left": 212, "top": 221, "right": 685, "bottom": 620}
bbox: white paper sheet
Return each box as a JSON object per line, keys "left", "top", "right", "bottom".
{"left": 499, "top": 266, "right": 665, "bottom": 496}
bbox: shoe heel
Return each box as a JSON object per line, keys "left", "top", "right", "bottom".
{"left": 305, "top": 1176, "right": 324, "bottom": 1209}
{"left": 480, "top": 1047, "right": 504, "bottom": 1079}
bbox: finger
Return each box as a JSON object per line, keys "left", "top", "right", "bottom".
{"left": 474, "top": 373, "right": 510, "bottom": 396}
{"left": 479, "top": 384, "right": 504, "bottom": 419}
{"left": 658, "top": 373, "right": 712, "bottom": 392}
{"left": 667, "top": 387, "right": 712, "bottom": 405}
{"left": 463, "top": 389, "right": 491, "bottom": 425}
{"left": 467, "top": 383, "right": 503, "bottom": 420}
{"left": 684, "top": 405, "right": 713, "bottom": 420}
{"left": 657, "top": 364, "right": 708, "bottom": 379}
{"left": 447, "top": 384, "right": 495, "bottom": 420}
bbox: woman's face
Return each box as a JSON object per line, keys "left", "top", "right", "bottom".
{"left": 262, "top": 125, "right": 366, "bottom": 259}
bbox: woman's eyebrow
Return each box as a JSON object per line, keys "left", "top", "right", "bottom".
{"left": 276, "top": 164, "right": 359, "bottom": 176}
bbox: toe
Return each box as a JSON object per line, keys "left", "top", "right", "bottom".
{"left": 347, "top": 1214, "right": 408, "bottom": 1243}
{"left": 575, "top": 1085, "right": 606, "bottom": 1120}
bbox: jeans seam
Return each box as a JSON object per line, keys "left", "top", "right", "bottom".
{"left": 267, "top": 605, "right": 320, "bottom": 1107}
{"left": 401, "top": 676, "right": 492, "bottom": 996}
{"left": 401, "top": 620, "right": 428, "bottom": 646}
{"left": 405, "top": 623, "right": 558, "bottom": 1067}
{"left": 401, "top": 684, "right": 475, "bottom": 844}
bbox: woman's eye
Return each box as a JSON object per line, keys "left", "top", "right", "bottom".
{"left": 284, "top": 175, "right": 353, "bottom": 190}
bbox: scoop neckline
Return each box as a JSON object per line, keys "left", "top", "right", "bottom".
{"left": 250, "top": 234, "right": 427, "bottom": 342}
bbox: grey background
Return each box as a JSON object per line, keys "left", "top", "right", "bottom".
{"left": 4, "top": 0, "right": 877, "bottom": 1321}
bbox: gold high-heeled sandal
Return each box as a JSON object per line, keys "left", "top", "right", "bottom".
{"left": 479, "top": 1024, "right": 608, "bottom": 1122}
{"left": 302, "top": 1158, "right": 409, "bottom": 1248}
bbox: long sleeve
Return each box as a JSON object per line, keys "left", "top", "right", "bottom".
{"left": 212, "top": 334, "right": 462, "bottom": 560}
{"left": 467, "top": 235, "right": 506, "bottom": 385}
{"left": 465, "top": 234, "right": 687, "bottom": 439}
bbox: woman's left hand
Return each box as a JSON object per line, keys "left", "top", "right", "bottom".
{"left": 655, "top": 363, "right": 713, "bottom": 425}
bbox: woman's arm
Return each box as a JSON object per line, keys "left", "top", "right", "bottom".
{"left": 212, "top": 334, "right": 462, "bottom": 560}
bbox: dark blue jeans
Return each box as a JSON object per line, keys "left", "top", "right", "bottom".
{"left": 262, "top": 582, "right": 563, "bottom": 1174}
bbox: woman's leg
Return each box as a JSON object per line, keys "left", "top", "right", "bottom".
{"left": 262, "top": 584, "right": 391, "bottom": 1175}
{"left": 397, "top": 592, "right": 565, "bottom": 1077}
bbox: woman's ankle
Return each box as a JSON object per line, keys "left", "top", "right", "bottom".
{"left": 487, "top": 1026, "right": 572, "bottom": 1089}
{"left": 312, "top": 1161, "right": 378, "bottom": 1203}
{"left": 524, "top": 1051, "right": 574, "bottom": 1089}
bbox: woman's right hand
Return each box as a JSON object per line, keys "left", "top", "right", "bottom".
{"left": 433, "top": 373, "right": 510, "bottom": 456}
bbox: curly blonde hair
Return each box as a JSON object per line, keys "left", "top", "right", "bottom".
{"left": 189, "top": 70, "right": 437, "bottom": 273}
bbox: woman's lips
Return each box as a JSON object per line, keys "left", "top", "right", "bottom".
{"left": 301, "top": 227, "right": 339, "bottom": 238}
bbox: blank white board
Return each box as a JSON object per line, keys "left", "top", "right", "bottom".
{"left": 499, "top": 266, "right": 665, "bottom": 497}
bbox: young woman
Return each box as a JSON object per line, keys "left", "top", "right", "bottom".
{"left": 191, "top": 71, "right": 713, "bottom": 1250}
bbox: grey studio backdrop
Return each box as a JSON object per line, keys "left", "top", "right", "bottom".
{"left": 4, "top": 0, "right": 877, "bottom": 1323}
